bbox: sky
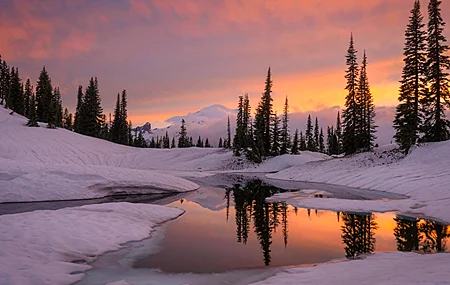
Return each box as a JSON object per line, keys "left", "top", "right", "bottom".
{"left": 1, "top": 0, "right": 449, "bottom": 126}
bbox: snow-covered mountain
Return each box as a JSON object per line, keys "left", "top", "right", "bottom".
{"left": 135, "top": 104, "right": 238, "bottom": 147}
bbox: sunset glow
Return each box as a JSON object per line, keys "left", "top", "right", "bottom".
{"left": 1, "top": 0, "right": 449, "bottom": 124}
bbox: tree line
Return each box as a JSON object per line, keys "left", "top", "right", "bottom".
{"left": 394, "top": 0, "right": 450, "bottom": 152}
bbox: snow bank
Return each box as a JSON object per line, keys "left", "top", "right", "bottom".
{"left": 237, "top": 152, "right": 330, "bottom": 173}
{"left": 268, "top": 142, "right": 450, "bottom": 223}
{"left": 251, "top": 252, "right": 450, "bottom": 285}
{"left": 0, "top": 202, "right": 184, "bottom": 285}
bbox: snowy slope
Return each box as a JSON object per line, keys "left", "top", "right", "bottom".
{"left": 268, "top": 142, "right": 450, "bottom": 223}
{"left": 0, "top": 203, "right": 183, "bottom": 285}
{"left": 250, "top": 252, "right": 450, "bottom": 285}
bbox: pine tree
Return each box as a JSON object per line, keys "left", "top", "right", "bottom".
{"left": 227, "top": 115, "right": 232, "bottom": 148}
{"left": 24, "top": 79, "right": 32, "bottom": 118}
{"left": 243, "top": 93, "right": 251, "bottom": 147}
{"left": 46, "top": 89, "right": 57, "bottom": 129}
{"left": 314, "top": 117, "right": 319, "bottom": 151}
{"left": 121, "top": 89, "right": 129, "bottom": 144}
{"left": 63, "top": 108, "right": 73, "bottom": 130}
{"left": 291, "top": 129, "right": 299, "bottom": 155}
{"left": 164, "top": 131, "right": 170, "bottom": 148}
{"left": 79, "top": 77, "right": 103, "bottom": 137}
{"left": 319, "top": 128, "right": 325, "bottom": 153}
{"left": 178, "top": 119, "right": 188, "bottom": 148}
{"left": 342, "top": 34, "right": 360, "bottom": 155}
{"left": 422, "top": 0, "right": 450, "bottom": 142}
{"left": 394, "top": 0, "right": 427, "bottom": 151}
{"left": 189, "top": 136, "right": 193, "bottom": 147}
{"left": 1, "top": 60, "right": 10, "bottom": 108}
{"left": 196, "top": 136, "right": 203, "bottom": 147}
{"left": 254, "top": 67, "right": 274, "bottom": 157}
{"left": 9, "top": 67, "right": 25, "bottom": 115}
{"left": 306, "top": 115, "right": 315, "bottom": 151}
{"left": 26, "top": 94, "right": 38, "bottom": 127}
{"left": 171, "top": 137, "right": 176, "bottom": 148}
{"left": 35, "top": 66, "right": 53, "bottom": 123}
{"left": 359, "top": 51, "right": 377, "bottom": 150}
{"left": 127, "top": 121, "right": 133, "bottom": 146}
{"left": 280, "top": 95, "right": 291, "bottom": 154}
{"left": 111, "top": 93, "right": 122, "bottom": 143}
{"left": 205, "top": 138, "right": 211, "bottom": 148}
{"left": 218, "top": 137, "right": 223, "bottom": 148}
{"left": 300, "top": 131, "right": 307, "bottom": 151}
{"left": 271, "top": 112, "right": 281, "bottom": 156}
{"left": 74, "top": 85, "right": 84, "bottom": 133}
{"left": 233, "top": 95, "right": 245, "bottom": 155}
{"left": 150, "top": 137, "right": 156, "bottom": 148}
{"left": 53, "top": 87, "right": 63, "bottom": 127}
{"left": 335, "top": 112, "right": 343, "bottom": 154}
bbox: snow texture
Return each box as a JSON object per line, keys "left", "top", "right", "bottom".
{"left": 251, "top": 252, "right": 450, "bottom": 285}
{"left": 0, "top": 203, "right": 184, "bottom": 285}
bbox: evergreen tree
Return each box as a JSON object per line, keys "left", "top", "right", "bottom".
{"left": 314, "top": 117, "right": 319, "bottom": 151}
{"left": 280, "top": 95, "right": 291, "bottom": 154}
{"left": 178, "top": 119, "right": 188, "bottom": 148}
{"left": 171, "top": 137, "right": 176, "bottom": 148}
{"left": 306, "top": 115, "right": 315, "bottom": 151}
{"left": 111, "top": 93, "right": 122, "bottom": 143}
{"left": 233, "top": 95, "right": 245, "bottom": 155}
{"left": 189, "top": 136, "right": 193, "bottom": 147}
{"left": 227, "top": 115, "right": 232, "bottom": 148}
{"left": 422, "top": 0, "right": 450, "bottom": 142}
{"left": 218, "top": 137, "right": 223, "bottom": 148}
{"left": 46, "top": 89, "right": 57, "bottom": 129}
{"left": 394, "top": 0, "right": 427, "bottom": 152}
{"left": 74, "top": 85, "right": 84, "bottom": 133}
{"left": 300, "top": 131, "right": 307, "bottom": 151}
{"left": 63, "top": 108, "right": 73, "bottom": 130}
{"left": 270, "top": 112, "right": 281, "bottom": 156}
{"left": 243, "top": 93, "right": 251, "bottom": 147}
{"left": 205, "top": 138, "right": 211, "bottom": 148}
{"left": 164, "top": 131, "right": 170, "bottom": 148}
{"left": 53, "top": 87, "right": 63, "bottom": 127}
{"left": 319, "top": 128, "right": 325, "bottom": 153}
{"left": 254, "top": 67, "right": 274, "bottom": 158}
{"left": 127, "top": 121, "right": 133, "bottom": 146}
{"left": 121, "top": 89, "right": 129, "bottom": 144}
{"left": 150, "top": 137, "right": 156, "bottom": 148}
{"left": 336, "top": 112, "right": 343, "bottom": 154}
{"left": 79, "top": 77, "right": 103, "bottom": 137}
{"left": 9, "top": 67, "right": 25, "bottom": 115}
{"left": 196, "top": 136, "right": 203, "bottom": 147}
{"left": 291, "top": 129, "right": 299, "bottom": 155}
{"left": 35, "top": 66, "right": 53, "bottom": 123}
{"left": 24, "top": 79, "right": 32, "bottom": 118}
{"left": 358, "top": 51, "right": 377, "bottom": 150}
{"left": 26, "top": 94, "right": 38, "bottom": 127}
{"left": 342, "top": 34, "right": 360, "bottom": 155}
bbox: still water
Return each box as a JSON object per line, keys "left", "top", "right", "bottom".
{"left": 133, "top": 179, "right": 449, "bottom": 273}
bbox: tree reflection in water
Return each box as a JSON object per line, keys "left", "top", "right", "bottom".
{"left": 225, "top": 179, "right": 448, "bottom": 266}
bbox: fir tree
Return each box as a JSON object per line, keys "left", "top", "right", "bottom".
{"left": 189, "top": 136, "right": 193, "bottom": 147}
{"left": 280, "top": 95, "right": 291, "bottom": 154}
{"left": 196, "top": 136, "right": 203, "bottom": 147}
{"left": 291, "top": 129, "right": 299, "bottom": 155}
{"left": 243, "top": 93, "right": 251, "bottom": 146}
{"left": 74, "top": 85, "right": 84, "bottom": 133}
{"left": 150, "top": 137, "right": 156, "bottom": 148}
{"left": 227, "top": 115, "right": 232, "bottom": 148}
{"left": 46, "top": 90, "right": 57, "bottom": 129}
{"left": 342, "top": 34, "right": 360, "bottom": 155}
{"left": 319, "top": 128, "right": 325, "bottom": 153}
{"left": 306, "top": 115, "right": 315, "bottom": 151}
{"left": 79, "top": 77, "right": 103, "bottom": 137}
{"left": 111, "top": 93, "right": 122, "bottom": 144}
{"left": 1, "top": 60, "right": 11, "bottom": 108}
{"left": 24, "top": 79, "right": 32, "bottom": 118}
{"left": 314, "top": 117, "right": 319, "bottom": 151}
{"left": 164, "top": 131, "right": 170, "bottom": 148}
{"left": 9, "top": 67, "right": 25, "bottom": 115}
{"left": 335, "top": 112, "right": 343, "bottom": 154}
{"left": 26, "top": 94, "right": 38, "bottom": 127}
{"left": 35, "top": 66, "right": 53, "bottom": 123}
{"left": 271, "top": 112, "right": 281, "bottom": 156}
{"left": 178, "top": 119, "right": 188, "bottom": 148}
{"left": 127, "top": 121, "right": 133, "bottom": 146}
{"left": 422, "top": 0, "right": 450, "bottom": 142}
{"left": 359, "top": 51, "right": 377, "bottom": 150}
{"left": 394, "top": 0, "right": 427, "bottom": 152}
{"left": 218, "top": 137, "right": 223, "bottom": 148}
{"left": 53, "top": 87, "right": 63, "bottom": 127}
{"left": 171, "top": 137, "right": 176, "bottom": 148}
{"left": 254, "top": 67, "right": 274, "bottom": 158}
{"left": 300, "top": 131, "right": 307, "bottom": 151}
{"left": 233, "top": 95, "right": 245, "bottom": 155}
{"left": 205, "top": 138, "right": 211, "bottom": 148}
{"left": 63, "top": 108, "right": 73, "bottom": 130}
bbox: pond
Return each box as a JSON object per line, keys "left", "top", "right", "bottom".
{"left": 131, "top": 178, "right": 449, "bottom": 274}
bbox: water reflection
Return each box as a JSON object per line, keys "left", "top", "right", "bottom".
{"left": 394, "top": 216, "right": 449, "bottom": 253}
{"left": 226, "top": 179, "right": 448, "bottom": 265}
